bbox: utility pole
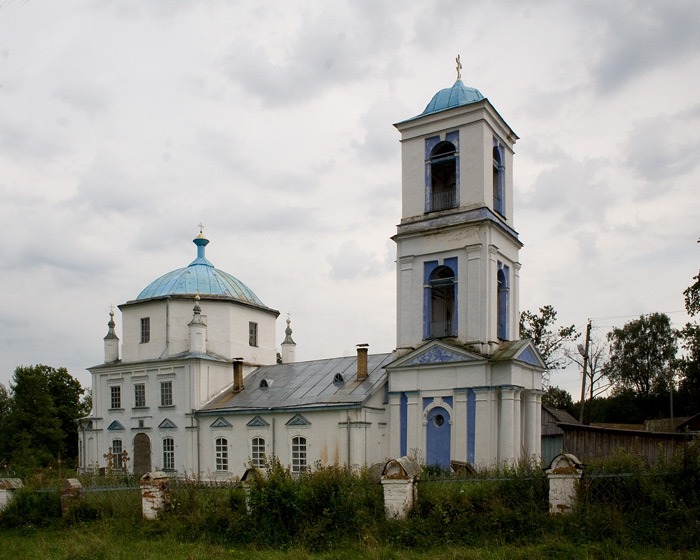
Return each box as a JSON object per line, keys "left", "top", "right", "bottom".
{"left": 578, "top": 320, "right": 592, "bottom": 424}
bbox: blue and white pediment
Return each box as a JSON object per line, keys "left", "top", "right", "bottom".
{"left": 107, "top": 420, "right": 124, "bottom": 431}
{"left": 158, "top": 418, "right": 177, "bottom": 429}
{"left": 246, "top": 415, "right": 270, "bottom": 427}
{"left": 286, "top": 413, "right": 310, "bottom": 426}
{"left": 210, "top": 416, "right": 232, "bottom": 428}
{"left": 516, "top": 347, "right": 540, "bottom": 367}
{"left": 401, "top": 345, "right": 479, "bottom": 367}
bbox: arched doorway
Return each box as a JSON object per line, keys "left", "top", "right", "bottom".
{"left": 133, "top": 433, "right": 151, "bottom": 475}
{"left": 426, "top": 407, "right": 451, "bottom": 469}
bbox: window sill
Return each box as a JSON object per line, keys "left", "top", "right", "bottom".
{"left": 132, "top": 406, "right": 149, "bottom": 411}
{"left": 108, "top": 408, "right": 124, "bottom": 412}
{"left": 159, "top": 405, "right": 175, "bottom": 409}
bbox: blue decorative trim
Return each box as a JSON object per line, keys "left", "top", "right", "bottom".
{"left": 423, "top": 397, "right": 434, "bottom": 410}
{"left": 467, "top": 389, "right": 476, "bottom": 464}
{"left": 517, "top": 347, "right": 539, "bottom": 366}
{"left": 404, "top": 346, "right": 475, "bottom": 366}
{"left": 107, "top": 420, "right": 124, "bottom": 431}
{"left": 158, "top": 418, "right": 177, "bottom": 429}
{"left": 247, "top": 415, "right": 270, "bottom": 427}
{"left": 445, "top": 130, "right": 459, "bottom": 150}
{"left": 443, "top": 396, "right": 453, "bottom": 408}
{"left": 286, "top": 414, "right": 310, "bottom": 426}
{"left": 210, "top": 416, "right": 232, "bottom": 428}
{"left": 400, "top": 392, "right": 408, "bottom": 456}
{"left": 424, "top": 261, "right": 440, "bottom": 283}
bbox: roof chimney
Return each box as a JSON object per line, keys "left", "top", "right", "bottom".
{"left": 356, "top": 344, "right": 369, "bottom": 381}
{"left": 232, "top": 358, "right": 244, "bottom": 393}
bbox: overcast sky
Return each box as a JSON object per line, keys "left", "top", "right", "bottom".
{"left": 1, "top": 0, "right": 699, "bottom": 398}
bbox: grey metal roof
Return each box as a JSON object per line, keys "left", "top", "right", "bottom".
{"left": 199, "top": 353, "right": 392, "bottom": 414}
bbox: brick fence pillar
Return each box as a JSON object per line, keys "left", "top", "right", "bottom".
{"left": 545, "top": 453, "right": 584, "bottom": 515}
{"left": 0, "top": 479, "right": 23, "bottom": 512}
{"left": 140, "top": 471, "right": 171, "bottom": 520}
{"left": 60, "top": 478, "right": 83, "bottom": 516}
{"left": 380, "top": 457, "right": 421, "bottom": 520}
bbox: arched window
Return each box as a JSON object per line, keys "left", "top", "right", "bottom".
{"left": 162, "top": 437, "right": 175, "bottom": 471}
{"left": 251, "top": 437, "right": 266, "bottom": 467}
{"left": 429, "top": 266, "right": 456, "bottom": 338}
{"left": 497, "top": 265, "right": 509, "bottom": 340}
{"left": 215, "top": 437, "right": 228, "bottom": 471}
{"left": 493, "top": 141, "right": 505, "bottom": 216}
{"left": 430, "top": 141, "right": 457, "bottom": 211}
{"left": 291, "top": 436, "right": 307, "bottom": 473}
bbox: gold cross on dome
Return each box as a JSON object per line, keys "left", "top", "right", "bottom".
{"left": 198, "top": 221, "right": 204, "bottom": 234}
{"left": 456, "top": 55, "right": 462, "bottom": 80}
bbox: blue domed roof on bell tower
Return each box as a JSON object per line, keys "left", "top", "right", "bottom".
{"left": 135, "top": 233, "right": 265, "bottom": 306}
{"left": 420, "top": 80, "right": 485, "bottom": 117}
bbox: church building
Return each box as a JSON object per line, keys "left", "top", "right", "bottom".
{"left": 78, "top": 70, "right": 545, "bottom": 477}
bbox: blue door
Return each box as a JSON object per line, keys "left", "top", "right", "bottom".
{"left": 426, "top": 407, "right": 451, "bottom": 469}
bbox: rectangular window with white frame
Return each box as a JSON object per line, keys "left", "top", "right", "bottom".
{"left": 134, "top": 383, "right": 146, "bottom": 408}
{"left": 163, "top": 437, "right": 174, "bottom": 471}
{"left": 251, "top": 437, "right": 266, "bottom": 467}
{"left": 160, "top": 381, "right": 173, "bottom": 407}
{"left": 249, "top": 321, "right": 258, "bottom": 347}
{"left": 291, "top": 436, "right": 307, "bottom": 473}
{"left": 141, "top": 317, "right": 150, "bottom": 343}
{"left": 110, "top": 386, "right": 121, "bottom": 409}
{"left": 215, "top": 437, "right": 228, "bottom": 471}
{"left": 112, "top": 439, "right": 123, "bottom": 469}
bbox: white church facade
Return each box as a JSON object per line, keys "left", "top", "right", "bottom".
{"left": 78, "top": 73, "right": 545, "bottom": 477}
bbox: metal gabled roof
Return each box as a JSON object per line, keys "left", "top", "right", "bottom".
{"left": 199, "top": 353, "right": 393, "bottom": 414}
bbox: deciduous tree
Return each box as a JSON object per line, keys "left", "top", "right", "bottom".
{"left": 519, "top": 305, "right": 579, "bottom": 388}
{"left": 605, "top": 313, "right": 677, "bottom": 398}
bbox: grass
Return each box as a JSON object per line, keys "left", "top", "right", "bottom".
{"left": 1, "top": 523, "right": 699, "bottom": 560}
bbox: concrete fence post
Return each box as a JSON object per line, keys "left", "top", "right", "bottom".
{"left": 380, "top": 456, "right": 421, "bottom": 520}
{"left": 60, "top": 478, "right": 83, "bottom": 516}
{"left": 545, "top": 453, "right": 584, "bottom": 515}
{"left": 0, "top": 479, "right": 23, "bottom": 512}
{"left": 140, "top": 471, "right": 171, "bottom": 520}
{"left": 240, "top": 468, "right": 256, "bottom": 514}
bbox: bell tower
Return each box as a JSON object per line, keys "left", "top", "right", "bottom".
{"left": 393, "top": 64, "right": 522, "bottom": 355}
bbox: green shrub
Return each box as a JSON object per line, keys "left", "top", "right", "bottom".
{"left": 0, "top": 487, "right": 61, "bottom": 528}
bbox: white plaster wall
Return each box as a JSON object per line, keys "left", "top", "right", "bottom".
{"left": 197, "top": 402, "right": 390, "bottom": 478}
{"left": 120, "top": 299, "right": 277, "bottom": 366}
{"left": 86, "top": 360, "right": 210, "bottom": 475}
{"left": 396, "top": 101, "right": 517, "bottom": 224}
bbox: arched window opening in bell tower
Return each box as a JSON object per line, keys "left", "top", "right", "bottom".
{"left": 497, "top": 264, "right": 509, "bottom": 340}
{"left": 430, "top": 141, "right": 458, "bottom": 212}
{"left": 429, "top": 266, "right": 456, "bottom": 338}
{"left": 493, "top": 140, "right": 505, "bottom": 217}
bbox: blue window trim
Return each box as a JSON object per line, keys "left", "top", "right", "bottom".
{"left": 467, "top": 389, "right": 476, "bottom": 464}
{"left": 425, "top": 132, "right": 460, "bottom": 213}
{"left": 400, "top": 392, "right": 408, "bottom": 457}
{"left": 423, "top": 259, "right": 458, "bottom": 340}
{"left": 497, "top": 262, "right": 510, "bottom": 340}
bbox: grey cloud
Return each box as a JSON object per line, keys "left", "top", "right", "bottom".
{"left": 73, "top": 157, "right": 152, "bottom": 216}
{"left": 521, "top": 155, "right": 610, "bottom": 224}
{"left": 54, "top": 85, "right": 111, "bottom": 117}
{"left": 221, "top": 4, "right": 402, "bottom": 107}
{"left": 0, "top": 120, "right": 66, "bottom": 161}
{"left": 585, "top": 1, "right": 700, "bottom": 93}
{"left": 327, "top": 239, "right": 387, "bottom": 281}
{"left": 625, "top": 105, "right": 700, "bottom": 184}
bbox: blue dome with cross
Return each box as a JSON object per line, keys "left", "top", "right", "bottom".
{"left": 136, "top": 233, "right": 265, "bottom": 306}
{"left": 421, "top": 79, "right": 485, "bottom": 117}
